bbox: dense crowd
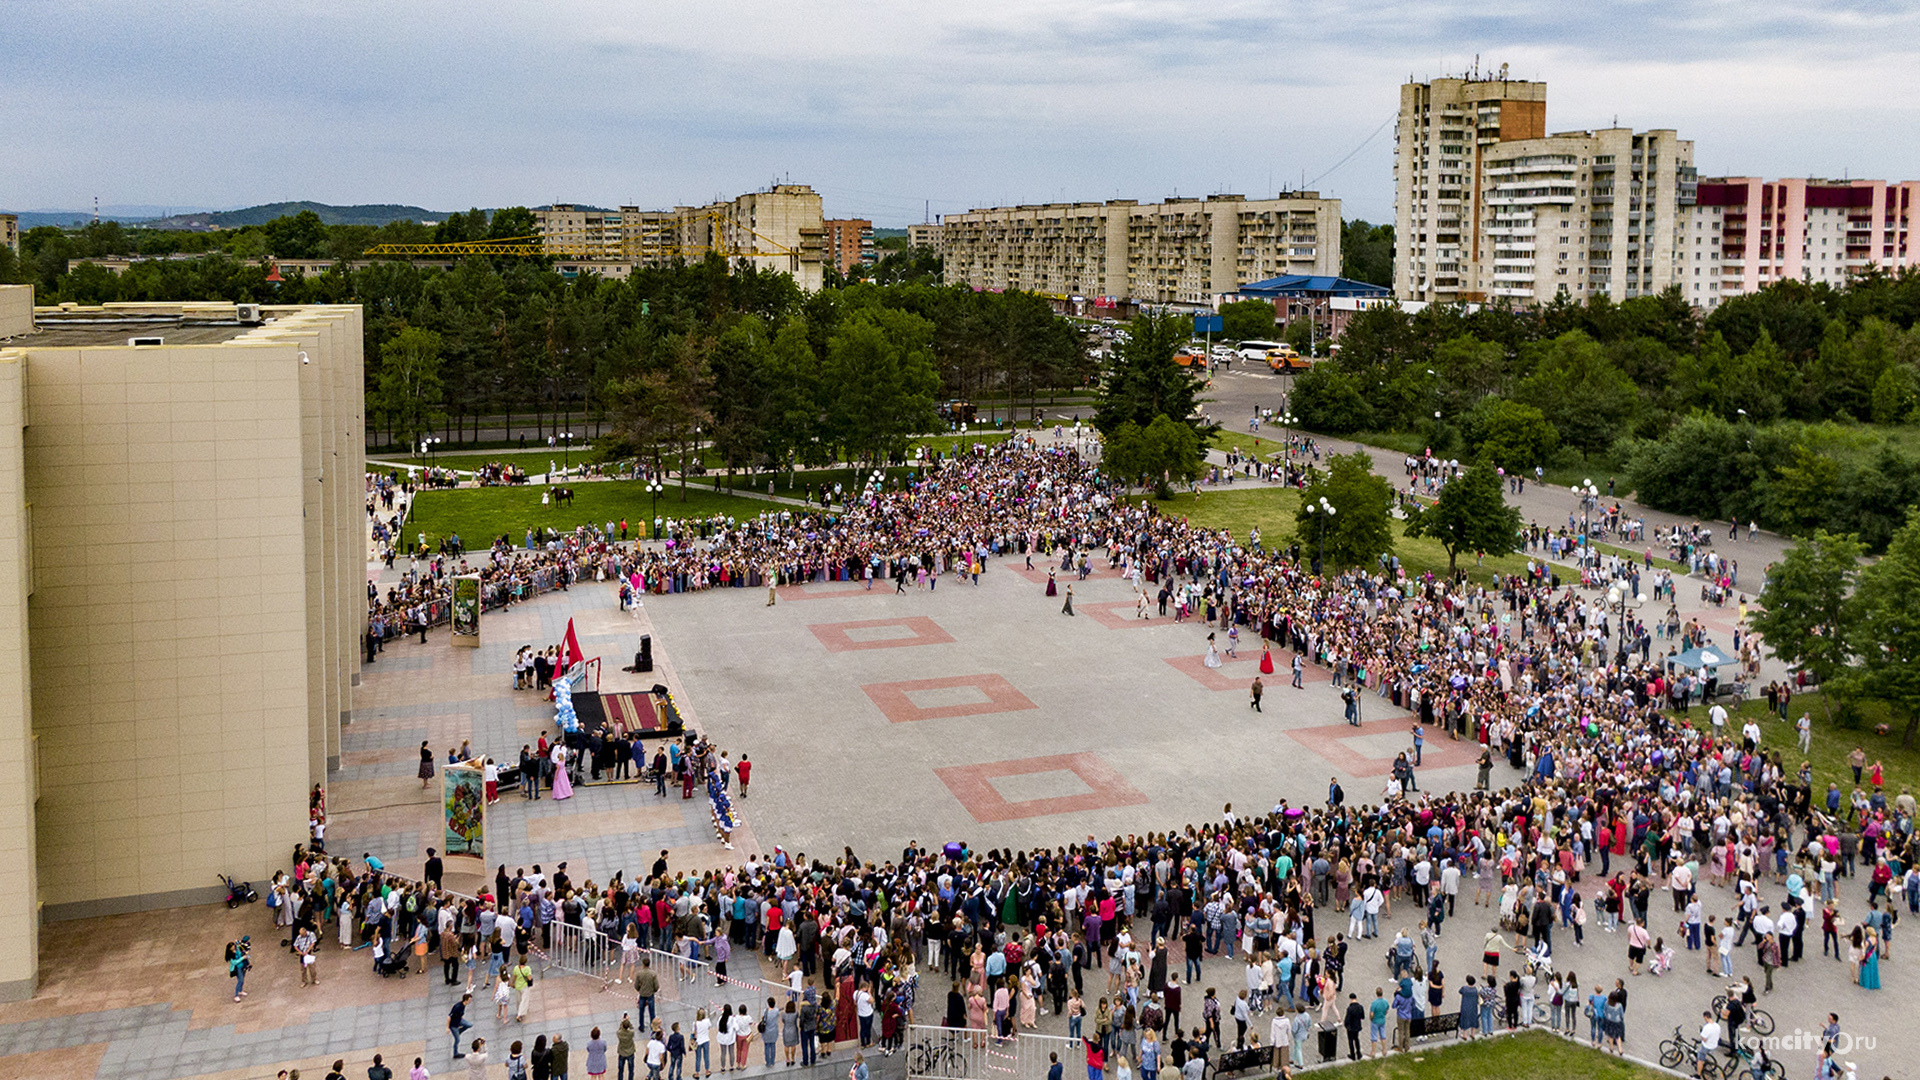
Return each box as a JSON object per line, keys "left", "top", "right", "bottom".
{"left": 317, "top": 440, "right": 1905, "bottom": 1080}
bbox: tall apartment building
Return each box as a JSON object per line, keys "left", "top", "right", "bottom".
{"left": 1681, "top": 178, "right": 1920, "bottom": 308}
{"left": 1479, "top": 128, "right": 1694, "bottom": 304}
{"left": 0, "top": 214, "right": 17, "bottom": 256}
{"left": 940, "top": 194, "right": 1341, "bottom": 307}
{"left": 533, "top": 185, "right": 828, "bottom": 290}
{"left": 1394, "top": 74, "right": 1547, "bottom": 302}
{"left": 0, "top": 290, "right": 363, "bottom": 998}
{"left": 822, "top": 218, "right": 875, "bottom": 274}
{"left": 1395, "top": 74, "right": 1696, "bottom": 304}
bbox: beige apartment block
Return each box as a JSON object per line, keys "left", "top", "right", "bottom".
{"left": 1, "top": 213, "right": 18, "bottom": 256}
{"left": 534, "top": 185, "right": 828, "bottom": 290}
{"left": 0, "top": 293, "right": 363, "bottom": 999}
{"left": 940, "top": 194, "right": 1341, "bottom": 307}
{"left": 1478, "top": 128, "right": 1694, "bottom": 304}
{"left": 907, "top": 223, "right": 942, "bottom": 250}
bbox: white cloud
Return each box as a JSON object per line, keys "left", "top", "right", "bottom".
{"left": 2, "top": 0, "right": 1915, "bottom": 225}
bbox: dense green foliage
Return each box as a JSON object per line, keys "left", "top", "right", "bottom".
{"left": 1294, "top": 451, "right": 1396, "bottom": 569}
{"left": 1403, "top": 461, "right": 1523, "bottom": 573}
{"left": 2, "top": 211, "right": 1092, "bottom": 464}
{"left": 1105, "top": 415, "right": 1205, "bottom": 499}
{"left": 1219, "top": 298, "right": 1277, "bottom": 343}
{"left": 1756, "top": 516, "right": 1920, "bottom": 745}
{"left": 1340, "top": 220, "right": 1394, "bottom": 287}
{"left": 1298, "top": 274, "right": 1920, "bottom": 549}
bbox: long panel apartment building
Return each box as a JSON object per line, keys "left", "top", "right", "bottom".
{"left": 533, "top": 185, "right": 828, "bottom": 290}
{"left": 939, "top": 194, "right": 1341, "bottom": 307}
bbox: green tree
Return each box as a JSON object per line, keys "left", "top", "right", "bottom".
{"left": 1511, "top": 330, "right": 1638, "bottom": 455}
{"left": 1462, "top": 397, "right": 1557, "bottom": 471}
{"left": 821, "top": 307, "right": 940, "bottom": 463}
{"left": 1104, "top": 414, "right": 1205, "bottom": 499}
{"left": 1431, "top": 334, "right": 1507, "bottom": 415}
{"left": 1340, "top": 220, "right": 1394, "bottom": 286}
{"left": 488, "top": 207, "right": 539, "bottom": 240}
{"left": 264, "top": 210, "right": 328, "bottom": 259}
{"left": 1750, "top": 529, "right": 1863, "bottom": 697}
{"left": 1219, "top": 299, "right": 1277, "bottom": 343}
{"left": 1870, "top": 365, "right": 1917, "bottom": 425}
{"left": 1293, "top": 451, "right": 1395, "bottom": 569}
{"left": 1854, "top": 511, "right": 1920, "bottom": 746}
{"left": 1403, "top": 461, "right": 1522, "bottom": 574}
{"left": 372, "top": 326, "right": 445, "bottom": 451}
{"left": 1094, "top": 312, "right": 1213, "bottom": 441}
{"left": 1290, "top": 364, "right": 1374, "bottom": 434}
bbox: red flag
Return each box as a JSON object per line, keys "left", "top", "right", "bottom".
{"left": 560, "top": 618, "right": 585, "bottom": 672}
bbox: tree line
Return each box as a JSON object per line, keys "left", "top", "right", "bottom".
{"left": 0, "top": 211, "right": 1092, "bottom": 463}
{"left": 1289, "top": 272, "right": 1920, "bottom": 550}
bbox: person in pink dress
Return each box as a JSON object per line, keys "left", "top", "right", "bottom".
{"left": 551, "top": 743, "right": 575, "bottom": 800}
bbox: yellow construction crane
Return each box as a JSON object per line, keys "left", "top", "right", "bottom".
{"left": 362, "top": 209, "right": 805, "bottom": 263}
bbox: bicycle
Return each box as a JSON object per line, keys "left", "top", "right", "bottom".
{"left": 1721, "top": 1035, "right": 1785, "bottom": 1080}
{"left": 907, "top": 1037, "right": 968, "bottom": 1077}
{"left": 1710, "top": 994, "right": 1775, "bottom": 1036}
{"left": 1658, "top": 1025, "right": 1721, "bottom": 1080}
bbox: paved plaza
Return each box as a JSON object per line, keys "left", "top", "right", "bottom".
{"left": 0, "top": 471, "right": 1903, "bottom": 1080}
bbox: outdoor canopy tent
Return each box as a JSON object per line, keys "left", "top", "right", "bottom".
{"left": 1666, "top": 645, "right": 1736, "bottom": 672}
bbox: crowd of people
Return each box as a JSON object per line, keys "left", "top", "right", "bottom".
{"left": 315, "top": 438, "right": 1906, "bottom": 1080}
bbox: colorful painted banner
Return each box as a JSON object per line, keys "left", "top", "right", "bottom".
{"left": 450, "top": 574, "right": 481, "bottom": 644}
{"left": 443, "top": 764, "right": 486, "bottom": 861}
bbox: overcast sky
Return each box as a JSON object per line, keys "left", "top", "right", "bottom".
{"left": 7, "top": 0, "right": 1918, "bottom": 226}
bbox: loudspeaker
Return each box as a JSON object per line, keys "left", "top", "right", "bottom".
{"left": 638, "top": 634, "right": 653, "bottom": 672}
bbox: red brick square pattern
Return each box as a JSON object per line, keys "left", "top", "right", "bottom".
{"left": 1283, "top": 715, "right": 1482, "bottom": 778}
{"left": 1078, "top": 600, "right": 1175, "bottom": 630}
{"left": 1008, "top": 565, "right": 1129, "bottom": 586}
{"left": 1165, "top": 650, "right": 1331, "bottom": 691}
{"left": 809, "top": 617, "right": 956, "bottom": 653}
{"left": 936, "top": 752, "right": 1150, "bottom": 823}
{"left": 861, "top": 674, "right": 1038, "bottom": 724}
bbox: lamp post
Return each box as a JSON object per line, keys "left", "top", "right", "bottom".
{"left": 1305, "top": 496, "right": 1335, "bottom": 576}
{"left": 1277, "top": 410, "right": 1296, "bottom": 478}
{"left": 646, "top": 478, "right": 664, "bottom": 540}
{"left": 1608, "top": 584, "right": 1648, "bottom": 664}
{"left": 561, "top": 431, "right": 574, "bottom": 475}
{"left": 1573, "top": 478, "right": 1599, "bottom": 539}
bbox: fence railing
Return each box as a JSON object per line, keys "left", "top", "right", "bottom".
{"left": 905, "top": 1027, "right": 1078, "bottom": 1080}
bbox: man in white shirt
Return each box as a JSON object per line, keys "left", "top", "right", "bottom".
{"left": 1697, "top": 1012, "right": 1720, "bottom": 1076}
{"left": 1709, "top": 702, "right": 1728, "bottom": 736}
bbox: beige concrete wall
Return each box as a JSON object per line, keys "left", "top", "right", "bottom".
{"left": 0, "top": 350, "right": 36, "bottom": 999}
{"left": 25, "top": 341, "right": 313, "bottom": 916}
{"left": 12, "top": 304, "right": 364, "bottom": 921}
{"left": 0, "top": 285, "right": 31, "bottom": 339}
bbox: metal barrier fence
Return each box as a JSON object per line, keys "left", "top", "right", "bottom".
{"left": 905, "top": 1027, "right": 1077, "bottom": 1080}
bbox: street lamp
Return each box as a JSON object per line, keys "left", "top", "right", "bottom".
{"left": 1572, "top": 479, "right": 1599, "bottom": 539}
{"left": 1276, "top": 410, "right": 1296, "bottom": 473}
{"left": 561, "top": 431, "right": 574, "bottom": 475}
{"left": 646, "top": 477, "right": 665, "bottom": 540}
{"left": 1305, "top": 496, "right": 1335, "bottom": 576}
{"left": 1607, "top": 584, "right": 1648, "bottom": 664}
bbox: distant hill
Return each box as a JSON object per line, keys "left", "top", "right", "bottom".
{"left": 872, "top": 227, "right": 908, "bottom": 239}
{"left": 142, "top": 202, "right": 453, "bottom": 231}
{"left": 4, "top": 206, "right": 215, "bottom": 229}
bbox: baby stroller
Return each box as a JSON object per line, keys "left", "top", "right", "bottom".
{"left": 374, "top": 944, "right": 409, "bottom": 978}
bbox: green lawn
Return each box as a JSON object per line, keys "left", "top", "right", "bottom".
{"left": 404, "top": 480, "right": 786, "bottom": 547}
{"left": 1708, "top": 694, "right": 1919, "bottom": 799}
{"left": 1146, "top": 485, "right": 1530, "bottom": 585}
{"left": 1304, "top": 1029, "right": 1664, "bottom": 1080}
